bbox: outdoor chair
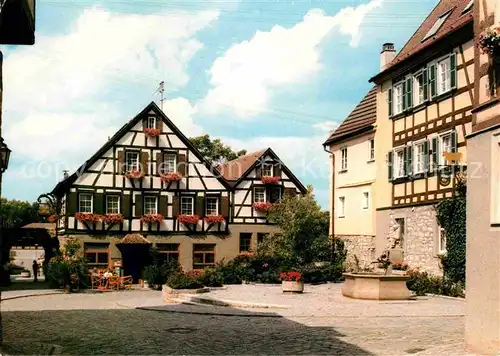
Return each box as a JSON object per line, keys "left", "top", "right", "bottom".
{"left": 120, "top": 276, "right": 133, "bottom": 290}
{"left": 107, "top": 276, "right": 122, "bottom": 291}
{"left": 90, "top": 274, "right": 101, "bottom": 290}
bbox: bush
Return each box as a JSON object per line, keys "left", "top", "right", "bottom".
{"left": 300, "top": 262, "right": 344, "bottom": 284}
{"left": 406, "top": 268, "right": 464, "bottom": 298}
{"left": 143, "top": 260, "right": 181, "bottom": 290}
{"left": 198, "top": 268, "right": 224, "bottom": 287}
{"left": 166, "top": 272, "right": 204, "bottom": 290}
{"left": 215, "top": 260, "right": 243, "bottom": 285}
{"left": 45, "top": 238, "right": 88, "bottom": 291}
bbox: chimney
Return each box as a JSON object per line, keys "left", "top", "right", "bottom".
{"left": 380, "top": 43, "right": 396, "bottom": 71}
{"left": 63, "top": 170, "right": 69, "bottom": 179}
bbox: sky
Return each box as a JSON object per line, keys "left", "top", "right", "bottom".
{"left": 1, "top": 0, "right": 439, "bottom": 209}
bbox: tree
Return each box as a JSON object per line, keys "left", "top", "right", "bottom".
{"left": 0, "top": 198, "right": 41, "bottom": 229}
{"left": 190, "top": 134, "right": 247, "bottom": 166}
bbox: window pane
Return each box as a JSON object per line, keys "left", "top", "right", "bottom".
{"left": 106, "top": 196, "right": 119, "bottom": 214}
{"left": 147, "top": 116, "right": 156, "bottom": 129}
{"left": 125, "top": 152, "right": 139, "bottom": 172}
{"left": 254, "top": 187, "right": 266, "bottom": 203}
{"left": 262, "top": 163, "right": 273, "bottom": 177}
{"left": 206, "top": 197, "right": 218, "bottom": 216}
{"left": 205, "top": 254, "right": 215, "bottom": 264}
{"left": 269, "top": 187, "right": 282, "bottom": 203}
{"left": 97, "top": 253, "right": 108, "bottom": 264}
{"left": 181, "top": 197, "right": 193, "bottom": 215}
{"left": 193, "top": 253, "right": 204, "bottom": 264}
{"left": 144, "top": 197, "right": 157, "bottom": 215}
{"left": 79, "top": 194, "right": 92, "bottom": 213}
{"left": 162, "top": 154, "right": 177, "bottom": 174}
{"left": 240, "top": 233, "right": 252, "bottom": 252}
{"left": 193, "top": 244, "right": 215, "bottom": 252}
{"left": 85, "top": 253, "right": 96, "bottom": 263}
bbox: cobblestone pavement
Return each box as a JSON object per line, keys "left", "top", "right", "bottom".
{"left": 0, "top": 285, "right": 479, "bottom": 355}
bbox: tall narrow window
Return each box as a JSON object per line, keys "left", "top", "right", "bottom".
{"left": 440, "top": 132, "right": 453, "bottom": 165}
{"left": 393, "top": 148, "right": 405, "bottom": 178}
{"left": 106, "top": 195, "right": 120, "bottom": 214}
{"left": 393, "top": 82, "right": 404, "bottom": 115}
{"left": 362, "top": 192, "right": 369, "bottom": 210}
{"left": 144, "top": 196, "right": 158, "bottom": 215}
{"left": 262, "top": 163, "right": 273, "bottom": 177}
{"left": 181, "top": 196, "right": 194, "bottom": 215}
{"left": 162, "top": 153, "right": 177, "bottom": 174}
{"left": 340, "top": 148, "right": 348, "bottom": 171}
{"left": 438, "top": 57, "right": 451, "bottom": 95}
{"left": 254, "top": 187, "right": 266, "bottom": 203}
{"left": 414, "top": 71, "right": 425, "bottom": 106}
{"left": 205, "top": 196, "right": 219, "bottom": 216}
{"left": 338, "top": 196, "right": 345, "bottom": 217}
{"left": 269, "top": 186, "right": 282, "bottom": 204}
{"left": 193, "top": 244, "right": 215, "bottom": 269}
{"left": 79, "top": 194, "right": 93, "bottom": 213}
{"left": 369, "top": 139, "right": 375, "bottom": 161}
{"left": 125, "top": 151, "right": 140, "bottom": 172}
{"left": 414, "top": 142, "right": 425, "bottom": 174}
{"left": 146, "top": 116, "right": 156, "bottom": 129}
{"left": 239, "top": 233, "right": 252, "bottom": 252}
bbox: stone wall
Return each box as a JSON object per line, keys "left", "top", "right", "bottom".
{"left": 377, "top": 205, "right": 443, "bottom": 275}
{"left": 336, "top": 235, "right": 376, "bottom": 270}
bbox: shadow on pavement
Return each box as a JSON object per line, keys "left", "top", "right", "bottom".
{"left": 2, "top": 302, "right": 373, "bottom": 355}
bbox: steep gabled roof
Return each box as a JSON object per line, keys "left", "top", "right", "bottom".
{"left": 52, "top": 101, "right": 232, "bottom": 196}
{"left": 323, "top": 87, "right": 377, "bottom": 146}
{"left": 375, "top": 0, "right": 473, "bottom": 79}
{"left": 219, "top": 148, "right": 307, "bottom": 194}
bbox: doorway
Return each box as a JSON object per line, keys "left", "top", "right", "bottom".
{"left": 117, "top": 244, "right": 152, "bottom": 283}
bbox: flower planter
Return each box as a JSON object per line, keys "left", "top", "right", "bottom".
{"left": 144, "top": 128, "right": 161, "bottom": 137}
{"left": 281, "top": 281, "right": 304, "bottom": 293}
{"left": 261, "top": 176, "right": 280, "bottom": 184}
{"left": 160, "top": 172, "right": 182, "bottom": 183}
{"left": 140, "top": 214, "right": 164, "bottom": 223}
{"left": 177, "top": 214, "right": 200, "bottom": 225}
{"left": 125, "top": 170, "right": 145, "bottom": 179}
{"left": 253, "top": 202, "right": 273, "bottom": 213}
{"left": 203, "top": 215, "right": 225, "bottom": 224}
{"left": 341, "top": 273, "right": 412, "bottom": 300}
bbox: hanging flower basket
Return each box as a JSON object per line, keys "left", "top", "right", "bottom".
{"left": 48, "top": 215, "right": 57, "bottom": 223}
{"left": 203, "top": 215, "right": 225, "bottom": 224}
{"left": 140, "top": 214, "right": 164, "bottom": 223}
{"left": 261, "top": 176, "right": 280, "bottom": 184}
{"left": 144, "top": 128, "right": 161, "bottom": 137}
{"left": 253, "top": 202, "right": 273, "bottom": 213}
{"left": 75, "top": 213, "right": 103, "bottom": 223}
{"left": 125, "top": 170, "right": 145, "bottom": 179}
{"left": 177, "top": 214, "right": 200, "bottom": 225}
{"left": 478, "top": 27, "right": 500, "bottom": 56}
{"left": 103, "top": 214, "right": 124, "bottom": 224}
{"left": 160, "top": 172, "right": 182, "bottom": 183}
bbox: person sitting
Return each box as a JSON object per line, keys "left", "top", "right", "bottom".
{"left": 103, "top": 269, "right": 113, "bottom": 278}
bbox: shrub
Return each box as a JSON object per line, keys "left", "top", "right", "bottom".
{"left": 167, "top": 272, "right": 203, "bottom": 290}
{"left": 300, "top": 262, "right": 344, "bottom": 284}
{"left": 198, "top": 268, "right": 224, "bottom": 287}
{"left": 46, "top": 238, "right": 88, "bottom": 291}
{"left": 143, "top": 260, "right": 181, "bottom": 290}
{"left": 406, "top": 267, "right": 465, "bottom": 298}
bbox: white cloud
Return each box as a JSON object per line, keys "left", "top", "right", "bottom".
{"left": 200, "top": 0, "right": 382, "bottom": 118}
{"left": 162, "top": 97, "right": 204, "bottom": 137}
{"left": 313, "top": 121, "right": 339, "bottom": 133}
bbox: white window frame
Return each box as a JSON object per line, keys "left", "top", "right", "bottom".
{"left": 205, "top": 196, "right": 219, "bottom": 216}
{"left": 413, "top": 140, "right": 426, "bottom": 174}
{"left": 106, "top": 195, "right": 120, "bottom": 214}
{"left": 146, "top": 116, "right": 156, "bottom": 129}
{"left": 439, "top": 131, "right": 453, "bottom": 166}
{"left": 340, "top": 147, "right": 348, "bottom": 171}
{"left": 254, "top": 187, "right": 266, "bottom": 203}
{"left": 437, "top": 55, "right": 452, "bottom": 95}
{"left": 413, "top": 70, "right": 425, "bottom": 106}
{"left": 393, "top": 147, "right": 405, "bottom": 179}
{"left": 180, "top": 196, "right": 194, "bottom": 215}
{"left": 125, "top": 151, "right": 140, "bottom": 172}
{"left": 338, "top": 196, "right": 345, "bottom": 218}
{"left": 262, "top": 163, "right": 273, "bottom": 177}
{"left": 79, "top": 194, "right": 93, "bottom": 213}
{"left": 438, "top": 227, "right": 447, "bottom": 254}
{"left": 368, "top": 139, "right": 375, "bottom": 161}
{"left": 163, "top": 153, "right": 177, "bottom": 174}
{"left": 362, "top": 191, "right": 370, "bottom": 210}
{"left": 393, "top": 82, "right": 404, "bottom": 115}
{"left": 144, "top": 196, "right": 158, "bottom": 215}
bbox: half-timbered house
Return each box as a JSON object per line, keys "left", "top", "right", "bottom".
{"left": 52, "top": 101, "right": 306, "bottom": 280}
{"left": 370, "top": 0, "right": 474, "bottom": 274}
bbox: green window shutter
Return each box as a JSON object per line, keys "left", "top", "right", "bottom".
{"left": 450, "top": 53, "right": 457, "bottom": 89}
{"left": 406, "top": 146, "right": 413, "bottom": 177}
{"left": 403, "top": 146, "right": 409, "bottom": 177}
{"left": 388, "top": 151, "right": 394, "bottom": 181}
{"left": 159, "top": 195, "right": 168, "bottom": 217}
{"left": 423, "top": 69, "right": 429, "bottom": 101}
{"left": 451, "top": 130, "right": 458, "bottom": 153}
{"left": 429, "top": 64, "right": 437, "bottom": 99}
{"left": 402, "top": 81, "right": 407, "bottom": 111}
{"left": 431, "top": 137, "right": 439, "bottom": 174}
{"left": 95, "top": 194, "right": 104, "bottom": 215}
{"left": 406, "top": 77, "right": 413, "bottom": 109}
{"left": 122, "top": 194, "right": 131, "bottom": 219}
{"left": 134, "top": 195, "right": 143, "bottom": 217}
{"left": 424, "top": 140, "right": 430, "bottom": 173}
{"left": 388, "top": 88, "right": 393, "bottom": 117}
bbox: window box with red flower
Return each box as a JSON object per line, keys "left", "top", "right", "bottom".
{"left": 203, "top": 215, "right": 225, "bottom": 224}
{"left": 160, "top": 172, "right": 182, "bottom": 183}
{"left": 177, "top": 214, "right": 200, "bottom": 225}
{"left": 280, "top": 271, "right": 304, "bottom": 293}
{"left": 144, "top": 128, "right": 161, "bottom": 137}
{"left": 261, "top": 176, "right": 280, "bottom": 184}
{"left": 140, "top": 214, "right": 164, "bottom": 223}
{"left": 75, "top": 213, "right": 103, "bottom": 223}
{"left": 48, "top": 215, "right": 57, "bottom": 223}
{"left": 103, "top": 214, "right": 124, "bottom": 225}
{"left": 253, "top": 202, "right": 273, "bottom": 213}
{"left": 125, "top": 170, "right": 145, "bottom": 179}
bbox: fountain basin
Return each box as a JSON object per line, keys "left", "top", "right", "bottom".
{"left": 341, "top": 273, "right": 412, "bottom": 300}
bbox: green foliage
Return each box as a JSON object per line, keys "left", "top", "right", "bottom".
{"left": 436, "top": 196, "right": 466, "bottom": 283}
{"left": 166, "top": 272, "right": 204, "bottom": 290}
{"left": 197, "top": 268, "right": 224, "bottom": 287}
{"left": 46, "top": 238, "right": 88, "bottom": 290}
{"left": 143, "top": 248, "right": 182, "bottom": 290}
{"left": 189, "top": 134, "right": 247, "bottom": 166}
{"left": 406, "top": 268, "right": 465, "bottom": 298}
{"left": 0, "top": 198, "right": 41, "bottom": 228}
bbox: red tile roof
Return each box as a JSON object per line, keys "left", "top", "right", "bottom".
{"left": 118, "top": 234, "right": 151, "bottom": 244}
{"left": 387, "top": 0, "right": 473, "bottom": 69}
{"left": 323, "top": 87, "right": 377, "bottom": 146}
{"left": 218, "top": 149, "right": 267, "bottom": 181}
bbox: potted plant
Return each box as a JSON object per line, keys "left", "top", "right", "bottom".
{"left": 280, "top": 271, "right": 304, "bottom": 293}
{"left": 253, "top": 202, "right": 273, "bottom": 213}
{"left": 261, "top": 176, "right": 280, "bottom": 184}
{"left": 144, "top": 128, "right": 161, "bottom": 137}
{"left": 203, "top": 215, "right": 225, "bottom": 224}
{"left": 160, "top": 172, "right": 182, "bottom": 183}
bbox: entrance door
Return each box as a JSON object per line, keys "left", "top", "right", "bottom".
{"left": 118, "top": 244, "right": 151, "bottom": 283}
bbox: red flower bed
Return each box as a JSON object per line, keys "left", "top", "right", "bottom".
{"left": 253, "top": 202, "right": 273, "bottom": 212}
{"left": 103, "top": 214, "right": 124, "bottom": 224}
{"left": 177, "top": 214, "right": 200, "bottom": 225}
{"left": 140, "top": 214, "right": 164, "bottom": 223}
{"left": 160, "top": 172, "right": 182, "bottom": 183}
{"left": 125, "top": 170, "right": 145, "bottom": 179}
{"left": 261, "top": 176, "right": 280, "bottom": 184}
{"left": 75, "top": 213, "right": 103, "bottom": 223}
{"left": 203, "top": 215, "right": 225, "bottom": 224}
{"left": 48, "top": 215, "right": 57, "bottom": 223}
{"left": 280, "top": 271, "right": 302, "bottom": 282}
{"left": 144, "top": 128, "right": 161, "bottom": 137}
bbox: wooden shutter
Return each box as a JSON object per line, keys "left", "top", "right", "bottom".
{"left": 403, "top": 146, "right": 409, "bottom": 177}
{"left": 156, "top": 152, "right": 163, "bottom": 176}
{"left": 172, "top": 196, "right": 180, "bottom": 217}
{"left": 67, "top": 192, "right": 78, "bottom": 215}
{"left": 402, "top": 81, "right": 407, "bottom": 111}
{"left": 431, "top": 137, "right": 439, "bottom": 174}
{"left": 221, "top": 196, "right": 229, "bottom": 218}
{"left": 95, "top": 194, "right": 104, "bottom": 215}
{"left": 423, "top": 69, "right": 429, "bottom": 101}
{"left": 134, "top": 195, "right": 143, "bottom": 217}
{"left": 406, "top": 146, "right": 413, "bottom": 177}
{"left": 140, "top": 151, "right": 149, "bottom": 175}
{"left": 122, "top": 194, "right": 131, "bottom": 218}
{"left": 178, "top": 154, "right": 187, "bottom": 176}
{"left": 388, "top": 151, "right": 393, "bottom": 181}
{"left": 450, "top": 53, "right": 457, "bottom": 89}
{"left": 255, "top": 164, "right": 262, "bottom": 178}
{"left": 451, "top": 130, "right": 458, "bottom": 153}
{"left": 117, "top": 151, "right": 125, "bottom": 173}
{"left": 284, "top": 187, "right": 297, "bottom": 197}
{"left": 156, "top": 118, "right": 163, "bottom": 132}
{"left": 424, "top": 140, "right": 430, "bottom": 173}
{"left": 406, "top": 77, "right": 413, "bottom": 109}
{"left": 196, "top": 196, "right": 205, "bottom": 217}
{"left": 388, "top": 88, "right": 393, "bottom": 117}
{"left": 274, "top": 162, "right": 281, "bottom": 177}
{"left": 429, "top": 64, "right": 437, "bottom": 98}
{"left": 159, "top": 195, "right": 168, "bottom": 217}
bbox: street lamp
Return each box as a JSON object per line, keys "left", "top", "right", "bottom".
{"left": 0, "top": 137, "right": 11, "bottom": 173}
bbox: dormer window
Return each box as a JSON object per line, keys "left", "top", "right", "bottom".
{"left": 462, "top": 0, "right": 473, "bottom": 14}
{"left": 146, "top": 116, "right": 156, "bottom": 129}
{"left": 422, "top": 10, "right": 453, "bottom": 42}
{"left": 262, "top": 163, "right": 273, "bottom": 177}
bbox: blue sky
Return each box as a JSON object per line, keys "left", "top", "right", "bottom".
{"left": 1, "top": 0, "right": 438, "bottom": 209}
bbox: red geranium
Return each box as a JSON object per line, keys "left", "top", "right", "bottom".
{"left": 253, "top": 202, "right": 273, "bottom": 213}
{"left": 125, "top": 170, "right": 145, "bottom": 179}
{"left": 261, "top": 176, "right": 280, "bottom": 184}
{"left": 177, "top": 214, "right": 200, "bottom": 225}
{"left": 75, "top": 213, "right": 103, "bottom": 223}
{"left": 144, "top": 128, "right": 161, "bottom": 137}
{"left": 280, "top": 271, "right": 302, "bottom": 282}
{"left": 48, "top": 215, "right": 57, "bottom": 223}
{"left": 140, "top": 214, "right": 164, "bottom": 223}
{"left": 160, "top": 172, "right": 182, "bottom": 183}
{"left": 103, "top": 214, "right": 124, "bottom": 224}
{"left": 203, "top": 215, "right": 225, "bottom": 224}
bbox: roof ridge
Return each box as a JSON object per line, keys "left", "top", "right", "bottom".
{"left": 222, "top": 148, "right": 267, "bottom": 166}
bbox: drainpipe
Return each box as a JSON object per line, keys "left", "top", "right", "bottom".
{"left": 323, "top": 143, "right": 335, "bottom": 241}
